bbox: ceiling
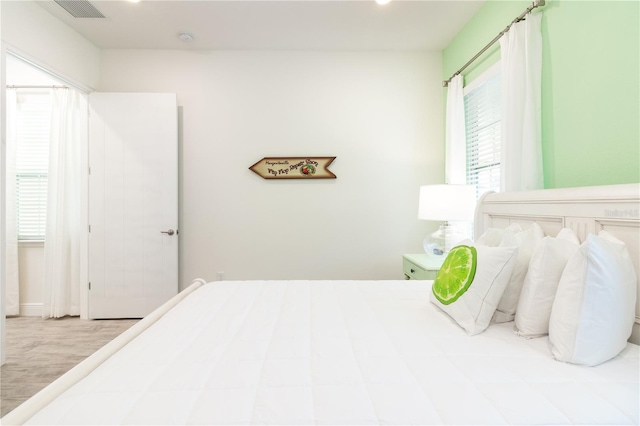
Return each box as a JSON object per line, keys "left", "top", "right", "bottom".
{"left": 35, "top": 0, "right": 485, "bottom": 51}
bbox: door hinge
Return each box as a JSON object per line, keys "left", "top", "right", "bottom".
{"left": 89, "top": 224, "right": 91, "bottom": 233}
{"left": 88, "top": 282, "right": 92, "bottom": 290}
{"left": 89, "top": 167, "right": 91, "bottom": 175}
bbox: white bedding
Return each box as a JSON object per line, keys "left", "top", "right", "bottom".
{"left": 24, "top": 280, "right": 639, "bottom": 425}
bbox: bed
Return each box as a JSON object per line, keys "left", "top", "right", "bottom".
{"left": 3, "top": 183, "right": 639, "bottom": 425}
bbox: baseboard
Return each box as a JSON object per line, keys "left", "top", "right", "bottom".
{"left": 19, "top": 303, "right": 43, "bottom": 317}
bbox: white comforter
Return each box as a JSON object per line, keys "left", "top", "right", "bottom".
{"left": 26, "top": 280, "right": 639, "bottom": 425}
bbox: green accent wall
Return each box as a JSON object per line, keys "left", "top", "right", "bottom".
{"left": 443, "top": 0, "right": 640, "bottom": 189}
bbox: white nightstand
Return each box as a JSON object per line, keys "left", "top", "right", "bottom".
{"left": 402, "top": 253, "right": 446, "bottom": 280}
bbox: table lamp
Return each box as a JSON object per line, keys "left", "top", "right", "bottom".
{"left": 418, "top": 184, "right": 476, "bottom": 255}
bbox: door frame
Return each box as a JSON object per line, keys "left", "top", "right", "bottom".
{"left": 2, "top": 38, "right": 7, "bottom": 366}
{"left": 78, "top": 93, "right": 89, "bottom": 320}
{"left": 3, "top": 46, "right": 93, "bottom": 320}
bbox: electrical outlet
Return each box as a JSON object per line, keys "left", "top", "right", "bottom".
{"left": 216, "top": 271, "right": 224, "bottom": 281}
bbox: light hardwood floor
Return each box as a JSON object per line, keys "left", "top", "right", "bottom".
{"left": 1, "top": 316, "right": 138, "bottom": 417}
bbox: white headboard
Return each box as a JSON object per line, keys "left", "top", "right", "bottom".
{"left": 475, "top": 183, "right": 640, "bottom": 344}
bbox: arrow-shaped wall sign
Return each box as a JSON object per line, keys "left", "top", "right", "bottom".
{"left": 249, "top": 157, "right": 337, "bottom": 179}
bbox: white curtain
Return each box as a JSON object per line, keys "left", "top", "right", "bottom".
{"left": 500, "top": 12, "right": 543, "bottom": 191}
{"left": 5, "top": 90, "right": 20, "bottom": 316}
{"left": 42, "top": 89, "right": 84, "bottom": 318}
{"left": 445, "top": 74, "right": 467, "bottom": 185}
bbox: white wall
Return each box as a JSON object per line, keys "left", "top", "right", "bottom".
{"left": 18, "top": 244, "right": 44, "bottom": 316}
{"left": 1, "top": 0, "right": 446, "bottom": 303}
{"left": 0, "top": 0, "right": 100, "bottom": 90}
{"left": 99, "top": 50, "right": 444, "bottom": 288}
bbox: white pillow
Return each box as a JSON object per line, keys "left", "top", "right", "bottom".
{"left": 476, "top": 224, "right": 523, "bottom": 247}
{"left": 549, "top": 231, "right": 637, "bottom": 366}
{"left": 514, "top": 228, "right": 580, "bottom": 338}
{"left": 493, "top": 223, "right": 545, "bottom": 323}
{"left": 430, "top": 244, "right": 518, "bottom": 335}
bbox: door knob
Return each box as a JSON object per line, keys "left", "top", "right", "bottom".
{"left": 161, "top": 229, "right": 176, "bottom": 236}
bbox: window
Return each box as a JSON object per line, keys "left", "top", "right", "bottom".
{"left": 15, "top": 89, "right": 51, "bottom": 240}
{"left": 464, "top": 68, "right": 501, "bottom": 199}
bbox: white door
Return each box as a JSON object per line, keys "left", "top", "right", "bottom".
{"left": 88, "top": 93, "right": 178, "bottom": 319}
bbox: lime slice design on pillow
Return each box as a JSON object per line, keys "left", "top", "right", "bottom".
{"left": 432, "top": 245, "right": 477, "bottom": 305}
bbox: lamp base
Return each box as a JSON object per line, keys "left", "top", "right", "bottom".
{"left": 423, "top": 223, "right": 468, "bottom": 256}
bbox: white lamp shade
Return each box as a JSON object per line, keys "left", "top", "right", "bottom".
{"left": 418, "top": 184, "right": 476, "bottom": 221}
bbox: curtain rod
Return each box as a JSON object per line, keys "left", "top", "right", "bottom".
{"left": 443, "top": 0, "right": 545, "bottom": 88}
{"left": 6, "top": 85, "right": 69, "bottom": 89}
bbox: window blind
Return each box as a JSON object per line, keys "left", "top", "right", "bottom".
{"left": 464, "top": 72, "right": 501, "bottom": 199}
{"left": 15, "top": 90, "right": 51, "bottom": 240}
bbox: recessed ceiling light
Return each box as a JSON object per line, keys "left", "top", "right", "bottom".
{"left": 178, "top": 32, "right": 194, "bottom": 42}
{"left": 128, "top": 0, "right": 140, "bottom": 3}
{"left": 375, "top": 0, "right": 391, "bottom": 4}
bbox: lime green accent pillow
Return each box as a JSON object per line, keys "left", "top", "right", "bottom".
{"left": 430, "top": 244, "right": 518, "bottom": 335}
{"left": 432, "top": 245, "right": 477, "bottom": 305}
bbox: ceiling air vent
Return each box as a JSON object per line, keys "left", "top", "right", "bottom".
{"left": 54, "top": 0, "right": 106, "bottom": 18}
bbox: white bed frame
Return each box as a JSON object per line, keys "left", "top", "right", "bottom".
{"left": 475, "top": 183, "right": 640, "bottom": 344}
{"left": 3, "top": 183, "right": 639, "bottom": 425}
